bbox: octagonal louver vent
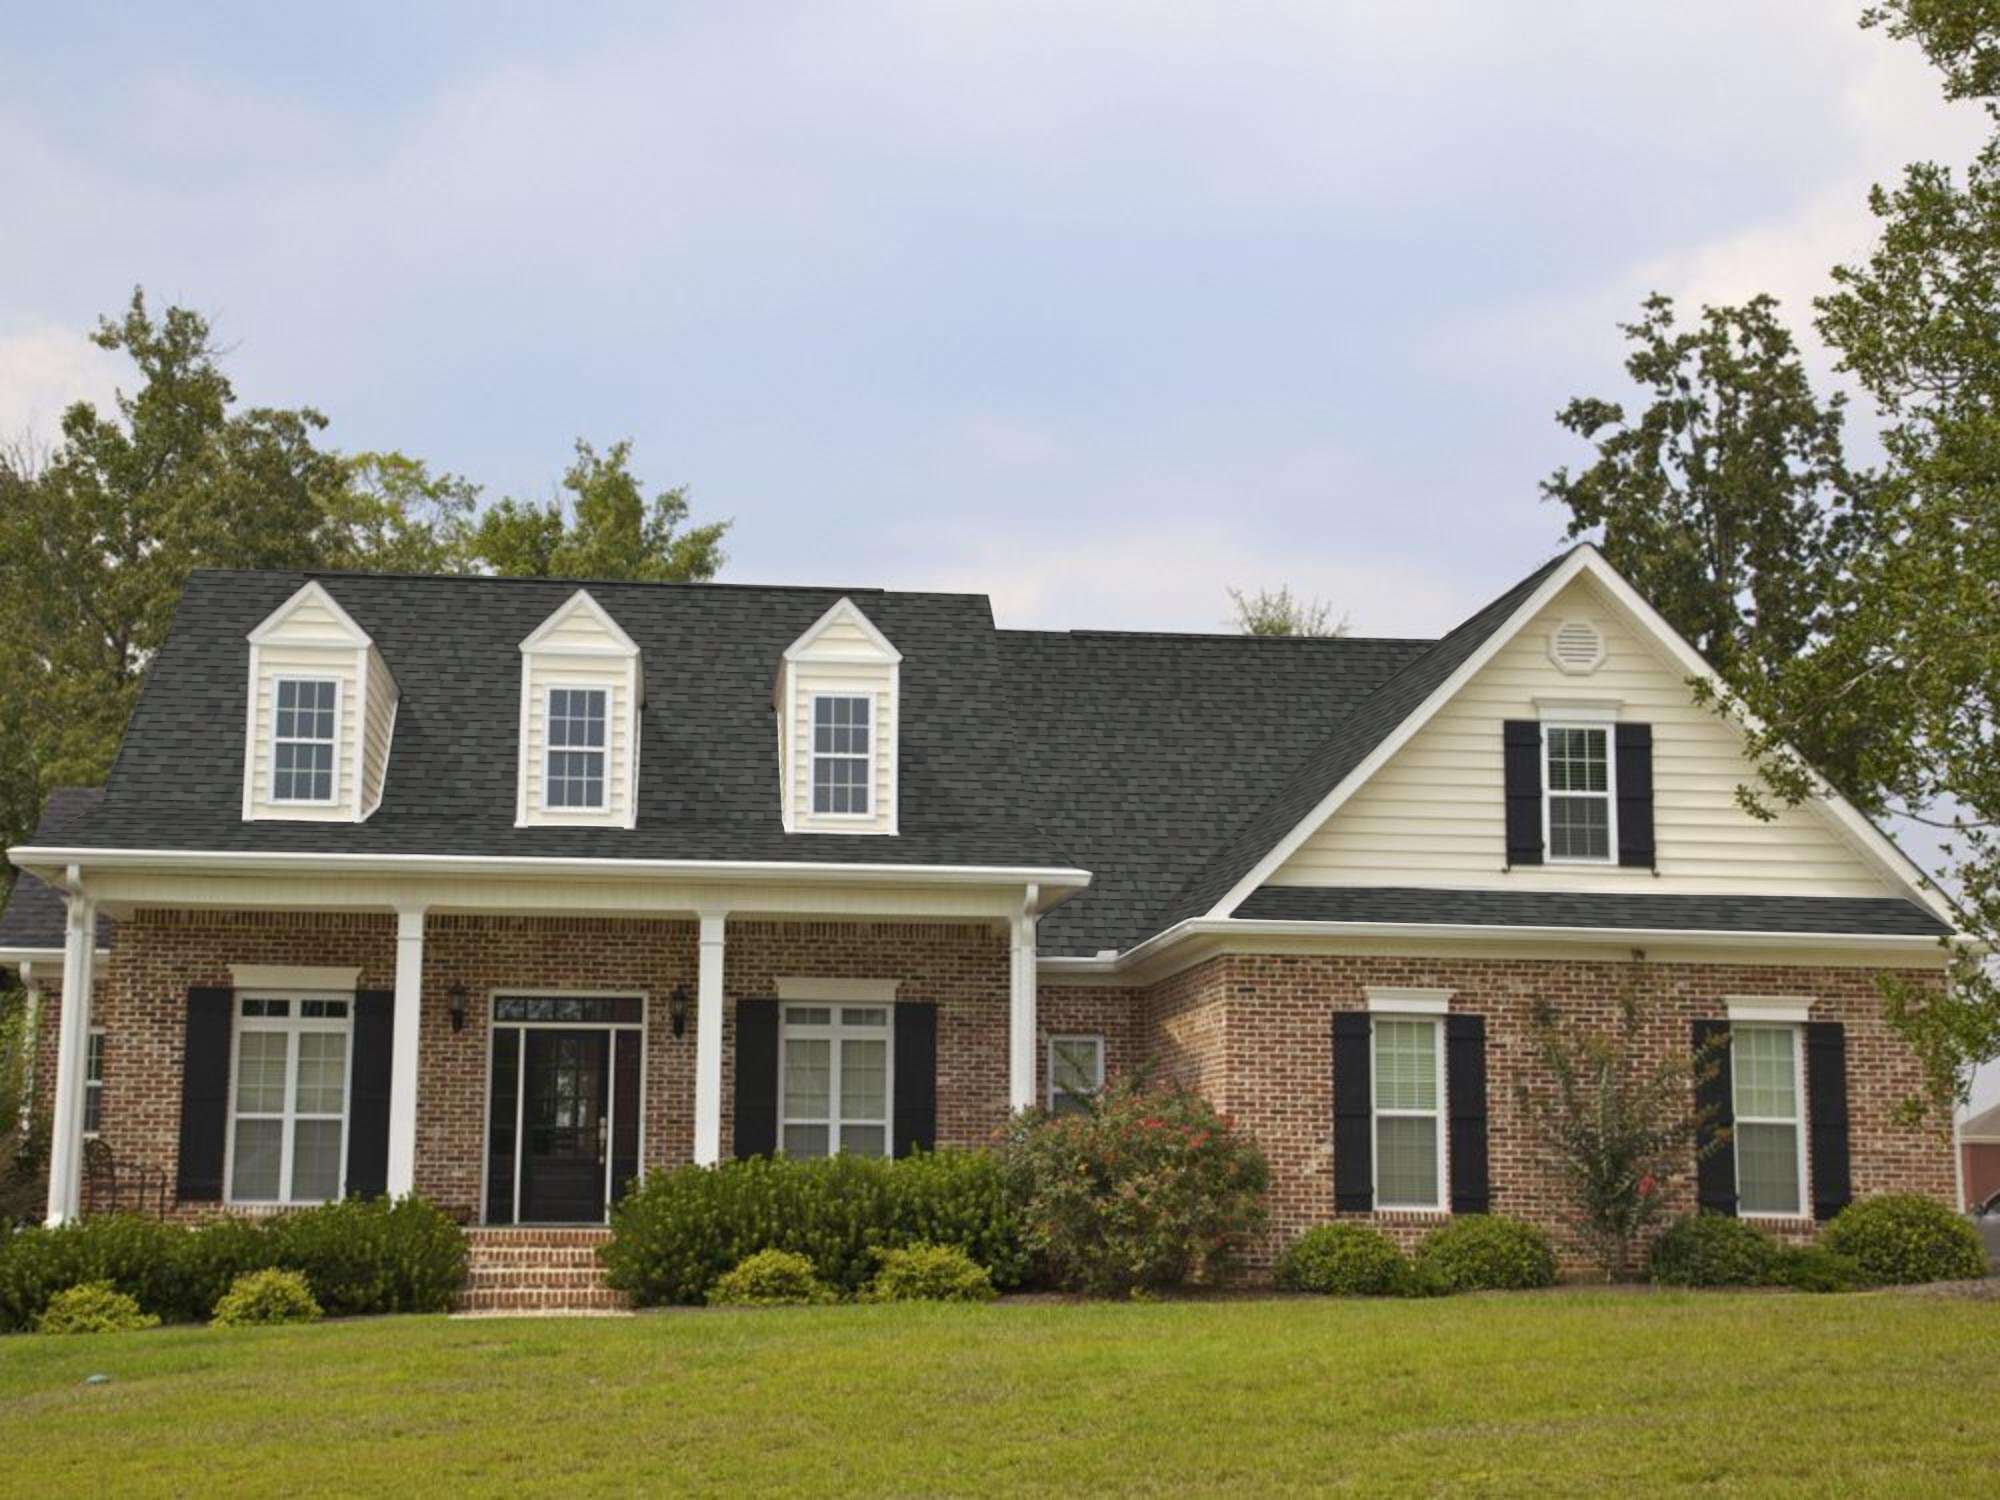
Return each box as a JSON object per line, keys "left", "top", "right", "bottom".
{"left": 1548, "top": 619, "right": 1605, "bottom": 674}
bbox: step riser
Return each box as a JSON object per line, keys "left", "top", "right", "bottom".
{"left": 454, "top": 1229, "right": 624, "bottom": 1314}
{"left": 465, "top": 1251, "right": 609, "bottom": 1268}
{"left": 454, "top": 1290, "right": 631, "bottom": 1313}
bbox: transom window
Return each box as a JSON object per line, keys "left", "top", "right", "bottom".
{"left": 779, "top": 1004, "right": 891, "bottom": 1158}
{"left": 1048, "top": 1036, "right": 1105, "bottom": 1115}
{"left": 1544, "top": 723, "right": 1614, "bottom": 862}
{"left": 83, "top": 1028, "right": 104, "bottom": 1137}
{"left": 1732, "top": 1024, "right": 1805, "bottom": 1216}
{"left": 1373, "top": 1017, "right": 1444, "bottom": 1210}
{"left": 272, "top": 678, "right": 338, "bottom": 803}
{"left": 811, "top": 695, "right": 872, "bottom": 816}
{"left": 545, "top": 687, "right": 608, "bottom": 810}
{"left": 227, "top": 995, "right": 352, "bottom": 1205}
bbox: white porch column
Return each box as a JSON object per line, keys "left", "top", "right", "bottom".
{"left": 386, "top": 906, "right": 426, "bottom": 1198}
{"left": 44, "top": 887, "right": 98, "bottom": 1225}
{"left": 1008, "top": 886, "right": 1040, "bottom": 1113}
{"left": 693, "top": 911, "right": 727, "bottom": 1166}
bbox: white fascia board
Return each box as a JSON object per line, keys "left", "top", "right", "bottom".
{"left": 783, "top": 596, "right": 903, "bottom": 663}
{"left": 518, "top": 588, "right": 641, "bottom": 656}
{"left": 0, "top": 946, "right": 110, "bottom": 975}
{"left": 247, "top": 580, "right": 372, "bottom": 647}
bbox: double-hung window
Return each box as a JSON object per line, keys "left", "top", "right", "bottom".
{"left": 1373, "top": 1017, "right": 1444, "bottom": 1210}
{"left": 272, "top": 678, "right": 338, "bottom": 803}
{"left": 1048, "top": 1036, "right": 1105, "bottom": 1115}
{"left": 227, "top": 996, "right": 352, "bottom": 1205}
{"left": 811, "top": 695, "right": 872, "bottom": 815}
{"left": 545, "top": 687, "right": 607, "bottom": 810}
{"left": 779, "top": 1004, "right": 891, "bottom": 1157}
{"left": 1544, "top": 723, "right": 1614, "bottom": 862}
{"left": 83, "top": 1028, "right": 104, "bottom": 1137}
{"left": 1732, "top": 1024, "right": 1806, "bottom": 1216}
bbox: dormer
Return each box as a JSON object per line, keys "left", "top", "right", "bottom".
{"left": 779, "top": 597, "right": 900, "bottom": 835}
{"left": 516, "top": 589, "right": 642, "bottom": 829}
{"left": 242, "top": 581, "right": 398, "bottom": 822}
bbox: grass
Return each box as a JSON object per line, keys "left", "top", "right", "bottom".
{"left": 1, "top": 1291, "right": 1996, "bottom": 1497}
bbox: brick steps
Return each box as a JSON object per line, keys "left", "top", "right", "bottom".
{"left": 453, "top": 1227, "right": 630, "bottom": 1316}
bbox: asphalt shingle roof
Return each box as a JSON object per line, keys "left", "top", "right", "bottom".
{"left": 0, "top": 788, "right": 113, "bottom": 951}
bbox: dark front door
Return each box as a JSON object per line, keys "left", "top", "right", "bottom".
{"left": 519, "top": 1029, "right": 610, "bottom": 1223}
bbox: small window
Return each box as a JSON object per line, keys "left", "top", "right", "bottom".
{"left": 811, "top": 695, "right": 872, "bottom": 815}
{"left": 1048, "top": 1036, "right": 1104, "bottom": 1115}
{"left": 82, "top": 1029, "right": 105, "bottom": 1137}
{"left": 545, "top": 687, "right": 608, "bottom": 810}
{"left": 227, "top": 994, "right": 352, "bottom": 1205}
{"left": 1733, "top": 1024, "right": 1805, "bottom": 1216}
{"left": 271, "top": 678, "right": 338, "bottom": 803}
{"left": 779, "top": 1002, "right": 891, "bottom": 1158}
{"left": 1373, "top": 1017, "right": 1444, "bottom": 1210}
{"left": 1544, "top": 724, "right": 1614, "bottom": 862}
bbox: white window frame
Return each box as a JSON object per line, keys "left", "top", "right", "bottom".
{"left": 1371, "top": 1013, "right": 1448, "bottom": 1213}
{"left": 82, "top": 1027, "right": 104, "bottom": 1138}
{"left": 1047, "top": 1035, "right": 1105, "bottom": 1114}
{"left": 1731, "top": 1022, "right": 1809, "bottom": 1220}
{"left": 269, "top": 675, "right": 341, "bottom": 806}
{"left": 809, "top": 692, "right": 875, "bottom": 819}
{"left": 223, "top": 992, "right": 355, "bottom": 1207}
{"left": 777, "top": 1002, "right": 894, "bottom": 1158}
{"left": 1541, "top": 718, "right": 1617, "bottom": 865}
{"left": 543, "top": 683, "right": 610, "bottom": 813}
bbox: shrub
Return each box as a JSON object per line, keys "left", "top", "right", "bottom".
{"left": 708, "top": 1250, "right": 834, "bottom": 1306}
{"left": 212, "top": 1268, "right": 323, "bottom": 1326}
{"left": 1274, "top": 1224, "right": 1408, "bottom": 1296}
{"left": 997, "top": 1079, "right": 1269, "bottom": 1296}
{"left": 263, "top": 1197, "right": 467, "bottom": 1316}
{"left": 603, "top": 1150, "right": 1022, "bottom": 1306}
{"left": 1649, "top": 1214, "right": 1780, "bottom": 1287}
{"left": 866, "top": 1242, "right": 996, "bottom": 1303}
{"left": 1414, "top": 1216, "right": 1558, "bottom": 1292}
{"left": 0, "top": 1215, "right": 197, "bottom": 1330}
{"left": 35, "top": 1281, "right": 158, "bottom": 1335}
{"left": 1392, "top": 1258, "right": 1452, "bottom": 1299}
{"left": 1771, "top": 1244, "right": 1867, "bottom": 1294}
{"left": 1821, "top": 1194, "right": 1987, "bottom": 1286}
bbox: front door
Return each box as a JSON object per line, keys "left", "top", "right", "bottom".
{"left": 519, "top": 1029, "right": 610, "bottom": 1224}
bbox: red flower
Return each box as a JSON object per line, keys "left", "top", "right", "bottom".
{"left": 1637, "top": 1174, "right": 1658, "bottom": 1199}
{"left": 1142, "top": 1117, "right": 1164, "bottom": 1130}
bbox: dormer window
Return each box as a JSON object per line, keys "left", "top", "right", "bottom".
{"left": 546, "top": 687, "right": 609, "bottom": 810}
{"left": 516, "top": 590, "right": 641, "bottom": 829}
{"left": 272, "top": 679, "right": 339, "bottom": 803}
{"left": 811, "top": 694, "right": 873, "bottom": 815}
{"left": 779, "top": 598, "right": 901, "bottom": 835}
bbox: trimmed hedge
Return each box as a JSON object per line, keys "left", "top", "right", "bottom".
{"left": 1649, "top": 1214, "right": 1780, "bottom": 1287}
{"left": 602, "top": 1151, "right": 1023, "bottom": 1306}
{"left": 1274, "top": 1224, "right": 1408, "bottom": 1296}
{"left": 1821, "top": 1194, "right": 1987, "bottom": 1286}
{"left": 1414, "top": 1216, "right": 1558, "bottom": 1292}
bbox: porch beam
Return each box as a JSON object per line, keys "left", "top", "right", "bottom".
{"left": 386, "top": 906, "right": 425, "bottom": 1197}
{"left": 693, "top": 911, "right": 726, "bottom": 1165}
{"left": 1008, "top": 885, "right": 1040, "bottom": 1112}
{"left": 44, "top": 886, "right": 97, "bottom": 1225}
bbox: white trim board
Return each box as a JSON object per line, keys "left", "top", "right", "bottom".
{"left": 775, "top": 977, "right": 900, "bottom": 1002}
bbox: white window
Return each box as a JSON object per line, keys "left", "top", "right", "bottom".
{"left": 1544, "top": 723, "right": 1615, "bottom": 862}
{"left": 83, "top": 1028, "right": 104, "bottom": 1137}
{"left": 545, "top": 687, "right": 608, "bottom": 810}
{"left": 811, "top": 695, "right": 872, "bottom": 815}
{"left": 1048, "top": 1036, "right": 1105, "bottom": 1115}
{"left": 779, "top": 1004, "right": 891, "bottom": 1158}
{"left": 271, "top": 678, "right": 338, "bottom": 803}
{"left": 227, "top": 995, "right": 352, "bottom": 1205}
{"left": 1373, "top": 1017, "right": 1445, "bottom": 1210}
{"left": 1732, "top": 1024, "right": 1806, "bottom": 1217}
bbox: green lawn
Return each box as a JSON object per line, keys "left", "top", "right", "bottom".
{"left": 2, "top": 1291, "right": 1995, "bottom": 1497}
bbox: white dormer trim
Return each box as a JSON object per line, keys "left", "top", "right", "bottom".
{"left": 516, "top": 589, "right": 642, "bottom": 830}
{"left": 247, "top": 580, "right": 372, "bottom": 649}
{"left": 518, "top": 588, "right": 641, "bottom": 659}
{"left": 783, "top": 597, "right": 904, "bottom": 666}
{"left": 779, "top": 597, "right": 901, "bottom": 836}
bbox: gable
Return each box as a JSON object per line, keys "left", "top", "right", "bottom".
{"left": 1268, "top": 574, "right": 1901, "bottom": 900}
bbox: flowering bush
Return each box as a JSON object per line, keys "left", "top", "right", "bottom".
{"left": 998, "top": 1078, "right": 1268, "bottom": 1296}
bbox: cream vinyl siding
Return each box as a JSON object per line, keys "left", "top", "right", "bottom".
{"left": 248, "top": 648, "right": 360, "bottom": 818}
{"left": 244, "top": 583, "right": 388, "bottom": 823}
{"left": 1271, "top": 577, "right": 1899, "bottom": 899}
{"left": 516, "top": 590, "right": 641, "bottom": 829}
{"left": 359, "top": 647, "right": 399, "bottom": 817}
{"left": 779, "top": 598, "right": 900, "bottom": 835}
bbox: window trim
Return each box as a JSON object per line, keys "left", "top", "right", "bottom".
{"left": 1370, "top": 1013, "right": 1448, "bottom": 1213}
{"left": 543, "top": 682, "right": 610, "bottom": 814}
{"left": 1541, "top": 719, "right": 1618, "bottom": 865}
{"left": 1047, "top": 1035, "right": 1106, "bottom": 1114}
{"left": 82, "top": 1027, "right": 104, "bottom": 1138}
{"left": 777, "top": 1001, "right": 894, "bottom": 1158}
{"left": 222, "top": 991, "right": 355, "bottom": 1208}
{"left": 269, "top": 675, "right": 341, "bottom": 806}
{"left": 1731, "top": 1021, "right": 1810, "bottom": 1220}
{"left": 808, "top": 692, "right": 875, "bottom": 819}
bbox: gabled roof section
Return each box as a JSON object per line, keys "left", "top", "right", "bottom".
{"left": 519, "top": 588, "right": 640, "bottom": 657}
{"left": 247, "top": 580, "right": 371, "bottom": 647}
{"left": 784, "top": 596, "right": 902, "bottom": 663}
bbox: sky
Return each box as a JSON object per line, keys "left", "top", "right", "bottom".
{"left": 4, "top": 3, "right": 1995, "bottom": 1107}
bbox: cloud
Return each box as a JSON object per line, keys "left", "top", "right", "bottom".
{"left": 0, "top": 322, "right": 122, "bottom": 446}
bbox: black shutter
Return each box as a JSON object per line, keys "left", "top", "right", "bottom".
{"left": 175, "top": 986, "right": 233, "bottom": 1202}
{"left": 1332, "top": 1012, "right": 1373, "bottom": 1212}
{"left": 1446, "top": 1014, "right": 1490, "bottom": 1214}
{"left": 1615, "top": 722, "right": 1656, "bottom": 868}
{"left": 892, "top": 1002, "right": 938, "bottom": 1158}
{"left": 1805, "top": 1022, "right": 1852, "bottom": 1221}
{"left": 1693, "top": 1019, "right": 1737, "bottom": 1215}
{"left": 1503, "top": 720, "right": 1544, "bottom": 866}
{"left": 345, "top": 989, "right": 394, "bottom": 1199}
{"left": 733, "top": 999, "right": 779, "bottom": 1159}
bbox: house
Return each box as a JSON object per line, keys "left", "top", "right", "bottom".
{"left": 1962, "top": 1101, "right": 2000, "bottom": 1210}
{"left": 0, "top": 544, "right": 1962, "bottom": 1276}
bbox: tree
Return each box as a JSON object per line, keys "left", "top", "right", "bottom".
{"left": 470, "top": 439, "right": 728, "bottom": 583}
{"left": 1226, "top": 585, "right": 1347, "bottom": 637}
{"left": 320, "top": 452, "right": 478, "bottom": 575}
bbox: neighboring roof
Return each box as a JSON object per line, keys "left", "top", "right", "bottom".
{"left": 1963, "top": 1102, "right": 2000, "bottom": 1142}
{"left": 1233, "top": 885, "right": 1952, "bottom": 938}
{"left": 0, "top": 788, "right": 113, "bottom": 952}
